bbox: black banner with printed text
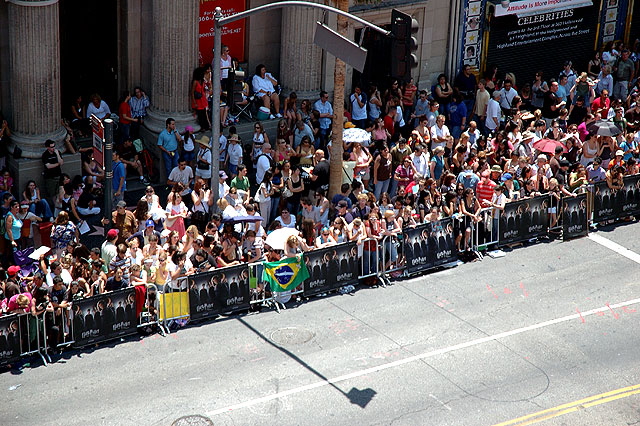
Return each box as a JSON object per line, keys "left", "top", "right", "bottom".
{"left": 303, "top": 242, "right": 359, "bottom": 297}
{"left": 72, "top": 287, "right": 138, "bottom": 347}
{"left": 403, "top": 217, "right": 458, "bottom": 275}
{"left": 188, "top": 264, "right": 250, "bottom": 321}
{"left": 563, "top": 193, "right": 588, "bottom": 240}
{"left": 0, "top": 313, "right": 23, "bottom": 366}
{"left": 498, "top": 195, "right": 550, "bottom": 245}
{"left": 593, "top": 175, "right": 640, "bottom": 223}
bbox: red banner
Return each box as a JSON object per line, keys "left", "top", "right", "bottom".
{"left": 199, "top": 0, "right": 246, "bottom": 66}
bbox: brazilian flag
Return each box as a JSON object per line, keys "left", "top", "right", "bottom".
{"left": 262, "top": 255, "right": 310, "bottom": 292}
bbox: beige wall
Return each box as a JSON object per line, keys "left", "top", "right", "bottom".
{"left": 246, "top": 0, "right": 282, "bottom": 77}
{"left": 351, "top": 0, "right": 452, "bottom": 93}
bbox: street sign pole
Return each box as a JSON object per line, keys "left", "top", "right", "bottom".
{"left": 211, "top": 7, "right": 222, "bottom": 209}
{"left": 103, "top": 119, "right": 114, "bottom": 227}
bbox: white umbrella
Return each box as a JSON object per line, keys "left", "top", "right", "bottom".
{"left": 342, "top": 127, "right": 371, "bottom": 146}
{"left": 265, "top": 227, "right": 300, "bottom": 251}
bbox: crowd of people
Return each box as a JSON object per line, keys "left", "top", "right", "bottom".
{"left": 2, "top": 40, "right": 640, "bottom": 352}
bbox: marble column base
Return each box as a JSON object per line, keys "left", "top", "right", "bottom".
{"left": 143, "top": 108, "right": 201, "bottom": 135}
{"left": 11, "top": 126, "right": 67, "bottom": 159}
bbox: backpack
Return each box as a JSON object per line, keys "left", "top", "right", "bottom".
{"left": 257, "top": 153, "right": 275, "bottom": 174}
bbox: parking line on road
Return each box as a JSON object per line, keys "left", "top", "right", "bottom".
{"left": 492, "top": 383, "right": 640, "bottom": 426}
{"left": 588, "top": 233, "right": 640, "bottom": 264}
{"left": 204, "top": 297, "right": 640, "bottom": 417}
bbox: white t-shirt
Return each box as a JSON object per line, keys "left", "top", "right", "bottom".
{"left": 227, "top": 142, "right": 243, "bottom": 166}
{"left": 168, "top": 166, "right": 194, "bottom": 195}
{"left": 183, "top": 135, "right": 195, "bottom": 153}
{"left": 350, "top": 93, "right": 367, "bottom": 120}
{"left": 486, "top": 99, "right": 501, "bottom": 131}
{"left": 195, "top": 148, "right": 212, "bottom": 179}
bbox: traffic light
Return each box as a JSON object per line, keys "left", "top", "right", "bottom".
{"left": 390, "top": 9, "right": 419, "bottom": 82}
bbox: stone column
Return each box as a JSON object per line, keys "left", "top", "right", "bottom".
{"left": 280, "top": 3, "right": 324, "bottom": 100}
{"left": 144, "top": 0, "right": 200, "bottom": 134}
{"left": 7, "top": 0, "right": 66, "bottom": 159}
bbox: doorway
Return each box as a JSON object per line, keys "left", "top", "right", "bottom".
{"left": 59, "top": 0, "right": 119, "bottom": 120}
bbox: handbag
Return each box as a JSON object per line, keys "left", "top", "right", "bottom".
{"left": 197, "top": 160, "right": 209, "bottom": 170}
{"left": 282, "top": 187, "right": 293, "bottom": 199}
{"left": 194, "top": 91, "right": 203, "bottom": 100}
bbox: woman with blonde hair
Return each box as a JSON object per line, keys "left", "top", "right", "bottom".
{"left": 182, "top": 224, "right": 200, "bottom": 253}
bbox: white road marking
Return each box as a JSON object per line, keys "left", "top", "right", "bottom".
{"left": 588, "top": 233, "right": 640, "bottom": 264}
{"left": 429, "top": 393, "right": 452, "bottom": 411}
{"left": 205, "top": 297, "right": 640, "bottom": 417}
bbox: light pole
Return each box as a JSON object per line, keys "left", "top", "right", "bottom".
{"left": 210, "top": 7, "right": 223, "bottom": 207}
{"left": 103, "top": 118, "right": 114, "bottom": 228}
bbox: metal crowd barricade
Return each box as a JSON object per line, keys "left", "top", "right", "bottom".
{"left": 138, "top": 283, "right": 163, "bottom": 335}
{"left": 549, "top": 193, "right": 563, "bottom": 233}
{"left": 585, "top": 183, "right": 595, "bottom": 227}
{"left": 247, "top": 260, "right": 302, "bottom": 312}
{"left": 379, "top": 235, "right": 405, "bottom": 284}
{"left": 52, "top": 307, "right": 75, "bottom": 349}
{"left": 359, "top": 237, "right": 385, "bottom": 286}
{"left": 472, "top": 207, "right": 500, "bottom": 256}
{"left": 16, "top": 312, "right": 50, "bottom": 366}
{"left": 158, "top": 277, "right": 190, "bottom": 333}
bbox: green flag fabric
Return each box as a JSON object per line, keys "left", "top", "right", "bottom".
{"left": 262, "top": 255, "right": 309, "bottom": 292}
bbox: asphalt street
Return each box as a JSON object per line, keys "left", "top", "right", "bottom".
{"left": 2, "top": 222, "right": 640, "bottom": 426}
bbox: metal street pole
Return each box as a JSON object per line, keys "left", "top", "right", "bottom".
{"left": 103, "top": 118, "right": 114, "bottom": 228}
{"left": 210, "top": 7, "right": 223, "bottom": 209}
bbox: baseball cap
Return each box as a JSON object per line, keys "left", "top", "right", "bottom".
{"left": 501, "top": 173, "right": 513, "bottom": 182}
{"left": 145, "top": 219, "right": 155, "bottom": 227}
{"left": 7, "top": 265, "right": 20, "bottom": 276}
{"left": 219, "top": 171, "right": 228, "bottom": 179}
{"left": 559, "top": 159, "right": 571, "bottom": 167}
{"left": 615, "top": 149, "right": 624, "bottom": 157}
{"left": 117, "top": 200, "right": 127, "bottom": 208}
{"left": 337, "top": 200, "right": 348, "bottom": 208}
{"left": 107, "top": 229, "right": 119, "bottom": 239}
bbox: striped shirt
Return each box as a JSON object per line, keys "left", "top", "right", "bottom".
{"left": 129, "top": 95, "right": 150, "bottom": 118}
{"left": 475, "top": 179, "right": 496, "bottom": 203}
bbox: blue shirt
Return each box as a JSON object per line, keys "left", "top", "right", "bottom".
{"left": 456, "top": 171, "right": 480, "bottom": 190}
{"left": 157, "top": 129, "right": 178, "bottom": 152}
{"left": 556, "top": 85, "right": 568, "bottom": 103}
{"left": 113, "top": 160, "right": 127, "bottom": 192}
{"left": 314, "top": 99, "right": 333, "bottom": 129}
{"left": 448, "top": 101, "right": 468, "bottom": 126}
{"left": 619, "top": 140, "right": 637, "bottom": 161}
{"left": 129, "top": 96, "right": 150, "bottom": 118}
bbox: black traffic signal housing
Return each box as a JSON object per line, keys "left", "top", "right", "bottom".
{"left": 390, "top": 9, "right": 418, "bottom": 83}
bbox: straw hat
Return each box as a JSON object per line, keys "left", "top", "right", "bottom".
{"left": 195, "top": 135, "right": 211, "bottom": 147}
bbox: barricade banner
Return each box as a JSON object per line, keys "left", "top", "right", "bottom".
{"left": 403, "top": 223, "right": 431, "bottom": 274}
{"left": 303, "top": 242, "right": 359, "bottom": 297}
{"left": 563, "top": 193, "right": 588, "bottom": 240}
{"left": 593, "top": 181, "right": 619, "bottom": 222}
{"left": 72, "top": 287, "right": 137, "bottom": 347}
{"left": 403, "top": 218, "right": 457, "bottom": 274}
{"left": 187, "top": 264, "right": 250, "bottom": 321}
{"left": 499, "top": 195, "right": 550, "bottom": 245}
{"left": 0, "top": 314, "right": 22, "bottom": 366}
{"left": 621, "top": 174, "right": 640, "bottom": 216}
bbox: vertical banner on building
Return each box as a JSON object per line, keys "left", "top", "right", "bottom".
{"left": 498, "top": 195, "right": 550, "bottom": 245}
{"left": 562, "top": 193, "right": 588, "bottom": 240}
{"left": 199, "top": 0, "right": 246, "bottom": 66}
{"left": 90, "top": 115, "right": 104, "bottom": 167}
{"left": 303, "top": 242, "right": 359, "bottom": 297}
{"left": 72, "top": 287, "right": 137, "bottom": 347}
{"left": 460, "top": 1, "right": 487, "bottom": 70}
{"left": 0, "top": 314, "right": 22, "bottom": 366}
{"left": 188, "top": 264, "right": 250, "bottom": 321}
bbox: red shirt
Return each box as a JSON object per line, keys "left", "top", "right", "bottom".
{"left": 383, "top": 115, "right": 395, "bottom": 136}
{"left": 475, "top": 178, "right": 496, "bottom": 203}
{"left": 118, "top": 102, "right": 132, "bottom": 125}
{"left": 591, "top": 97, "right": 610, "bottom": 116}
